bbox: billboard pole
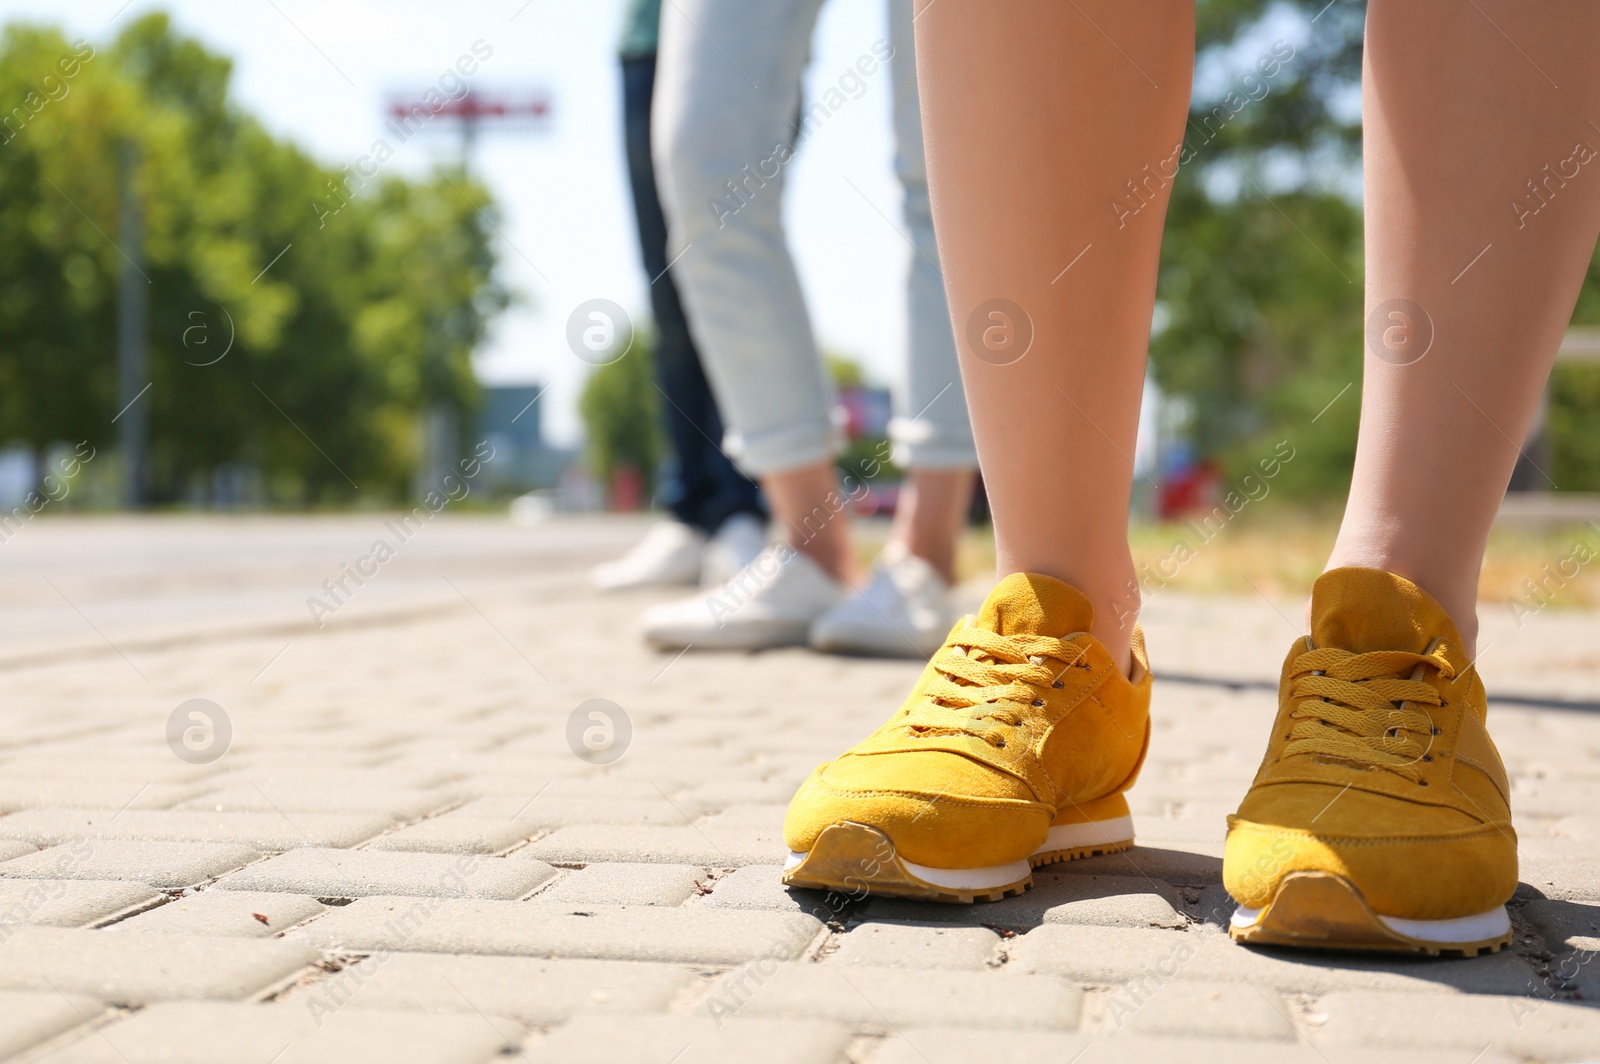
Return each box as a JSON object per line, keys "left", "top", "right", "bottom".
{"left": 383, "top": 86, "right": 551, "bottom": 499}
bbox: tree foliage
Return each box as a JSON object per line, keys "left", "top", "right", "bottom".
{"left": 1165, "top": 0, "right": 1600, "bottom": 495}
{"left": 1153, "top": 0, "right": 1368, "bottom": 497}
{"left": 577, "top": 332, "right": 661, "bottom": 500}
{"left": 0, "top": 14, "right": 507, "bottom": 503}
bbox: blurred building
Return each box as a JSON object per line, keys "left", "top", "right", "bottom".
{"left": 835, "top": 386, "right": 892, "bottom": 441}
{"left": 475, "top": 384, "right": 573, "bottom": 496}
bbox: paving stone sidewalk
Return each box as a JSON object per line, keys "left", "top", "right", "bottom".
{"left": 1, "top": 514, "right": 1598, "bottom": 1063}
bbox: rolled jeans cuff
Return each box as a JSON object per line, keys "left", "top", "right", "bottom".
{"left": 723, "top": 419, "right": 842, "bottom": 477}
{"left": 888, "top": 416, "right": 978, "bottom": 470}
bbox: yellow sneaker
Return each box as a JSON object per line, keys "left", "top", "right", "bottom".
{"left": 782, "top": 573, "right": 1151, "bottom": 903}
{"left": 1224, "top": 567, "right": 1517, "bottom": 955}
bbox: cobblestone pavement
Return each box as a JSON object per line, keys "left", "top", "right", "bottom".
{"left": 2, "top": 514, "right": 1599, "bottom": 1063}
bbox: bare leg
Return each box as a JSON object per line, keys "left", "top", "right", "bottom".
{"left": 766, "top": 462, "right": 861, "bottom": 585}
{"left": 889, "top": 467, "right": 976, "bottom": 585}
{"left": 1326, "top": 0, "right": 1600, "bottom": 655}
{"left": 916, "top": 0, "right": 1194, "bottom": 670}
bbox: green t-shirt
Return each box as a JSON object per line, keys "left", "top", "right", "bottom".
{"left": 618, "top": 0, "right": 661, "bottom": 58}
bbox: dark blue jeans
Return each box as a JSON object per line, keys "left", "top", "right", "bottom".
{"left": 621, "top": 53, "right": 764, "bottom": 535}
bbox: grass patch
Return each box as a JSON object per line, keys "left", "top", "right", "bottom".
{"left": 947, "top": 508, "right": 1600, "bottom": 610}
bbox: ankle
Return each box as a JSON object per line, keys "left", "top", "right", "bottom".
{"left": 892, "top": 468, "right": 973, "bottom": 587}
{"left": 1320, "top": 550, "right": 1480, "bottom": 658}
{"left": 891, "top": 537, "right": 958, "bottom": 586}
{"left": 783, "top": 532, "right": 856, "bottom": 586}
{"left": 995, "top": 552, "right": 1140, "bottom": 677}
{"left": 1087, "top": 577, "right": 1140, "bottom": 678}
{"left": 1091, "top": 619, "right": 1136, "bottom": 680}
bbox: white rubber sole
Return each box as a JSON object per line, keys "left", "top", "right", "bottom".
{"left": 641, "top": 616, "right": 812, "bottom": 651}
{"left": 781, "top": 815, "right": 1136, "bottom": 903}
{"left": 1039, "top": 816, "right": 1135, "bottom": 858}
{"left": 1231, "top": 900, "right": 1511, "bottom": 943}
{"left": 792, "top": 850, "right": 1034, "bottom": 893}
{"left": 808, "top": 621, "right": 945, "bottom": 660}
{"left": 592, "top": 565, "right": 701, "bottom": 592}
{"left": 1227, "top": 870, "right": 1513, "bottom": 956}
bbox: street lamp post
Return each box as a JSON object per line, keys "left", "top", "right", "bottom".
{"left": 117, "top": 139, "right": 148, "bottom": 509}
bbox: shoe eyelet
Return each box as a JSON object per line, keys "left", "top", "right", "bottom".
{"left": 1422, "top": 755, "right": 1432, "bottom": 762}
{"left": 1052, "top": 681, "right": 1064, "bottom": 689}
{"left": 1417, "top": 780, "right": 1429, "bottom": 787}
{"left": 1031, "top": 699, "right": 1045, "bottom": 707}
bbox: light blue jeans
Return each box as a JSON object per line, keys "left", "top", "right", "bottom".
{"left": 653, "top": 0, "right": 976, "bottom": 476}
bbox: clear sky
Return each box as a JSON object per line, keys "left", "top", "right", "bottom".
{"left": 1, "top": 0, "right": 910, "bottom": 449}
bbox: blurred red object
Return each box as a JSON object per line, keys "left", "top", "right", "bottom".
{"left": 1156, "top": 458, "right": 1221, "bottom": 521}
{"left": 610, "top": 464, "right": 644, "bottom": 512}
{"left": 846, "top": 482, "right": 899, "bottom": 518}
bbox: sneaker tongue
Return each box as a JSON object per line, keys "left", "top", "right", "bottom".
{"left": 1310, "top": 567, "right": 1466, "bottom": 669}
{"left": 975, "top": 573, "right": 1095, "bottom": 637}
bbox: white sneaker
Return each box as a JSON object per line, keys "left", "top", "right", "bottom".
{"left": 701, "top": 513, "right": 767, "bottom": 588}
{"left": 591, "top": 521, "right": 706, "bottom": 591}
{"left": 809, "top": 547, "right": 953, "bottom": 658}
{"left": 641, "top": 545, "right": 845, "bottom": 650}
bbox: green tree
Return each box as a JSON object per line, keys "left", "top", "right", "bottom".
{"left": 0, "top": 24, "right": 122, "bottom": 457}
{"left": 578, "top": 332, "right": 661, "bottom": 501}
{"left": 824, "top": 349, "right": 867, "bottom": 390}
{"left": 0, "top": 13, "right": 507, "bottom": 504}
{"left": 1549, "top": 364, "right": 1600, "bottom": 492}
{"left": 1150, "top": 0, "right": 1366, "bottom": 496}
{"left": 1174, "top": 0, "right": 1600, "bottom": 495}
